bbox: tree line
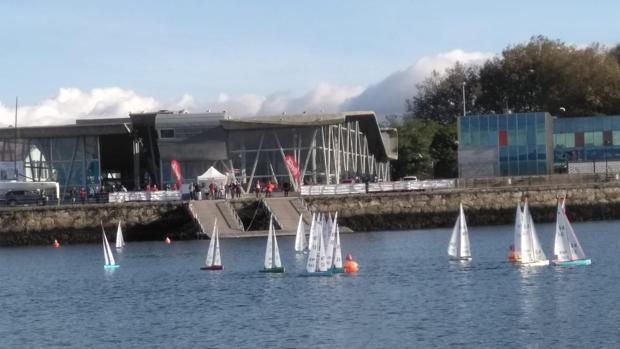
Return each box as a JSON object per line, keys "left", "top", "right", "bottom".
{"left": 389, "top": 36, "right": 620, "bottom": 179}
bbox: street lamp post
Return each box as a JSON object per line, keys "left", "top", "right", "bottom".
{"left": 462, "top": 81, "right": 466, "bottom": 117}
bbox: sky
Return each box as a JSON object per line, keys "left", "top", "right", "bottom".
{"left": 0, "top": 0, "right": 619, "bottom": 126}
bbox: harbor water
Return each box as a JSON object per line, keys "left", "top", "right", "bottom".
{"left": 1, "top": 220, "right": 618, "bottom": 348}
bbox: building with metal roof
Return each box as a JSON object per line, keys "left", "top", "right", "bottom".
{"left": 0, "top": 110, "right": 397, "bottom": 197}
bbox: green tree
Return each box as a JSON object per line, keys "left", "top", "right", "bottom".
{"left": 429, "top": 125, "right": 458, "bottom": 178}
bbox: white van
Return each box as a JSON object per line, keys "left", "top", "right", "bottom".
{"left": 402, "top": 176, "right": 418, "bottom": 181}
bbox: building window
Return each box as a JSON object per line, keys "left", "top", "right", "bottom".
{"left": 160, "top": 129, "right": 175, "bottom": 139}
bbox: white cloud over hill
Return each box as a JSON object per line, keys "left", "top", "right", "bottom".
{"left": 0, "top": 49, "right": 493, "bottom": 126}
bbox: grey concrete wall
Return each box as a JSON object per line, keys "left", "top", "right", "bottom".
{"left": 304, "top": 183, "right": 620, "bottom": 231}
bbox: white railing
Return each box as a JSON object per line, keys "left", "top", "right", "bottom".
{"left": 108, "top": 190, "right": 182, "bottom": 203}
{"left": 300, "top": 180, "right": 455, "bottom": 196}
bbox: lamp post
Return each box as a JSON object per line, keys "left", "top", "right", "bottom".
{"left": 462, "top": 81, "right": 466, "bottom": 117}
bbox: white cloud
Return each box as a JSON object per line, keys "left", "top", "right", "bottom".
{"left": 0, "top": 49, "right": 494, "bottom": 126}
{"left": 342, "top": 50, "right": 495, "bottom": 116}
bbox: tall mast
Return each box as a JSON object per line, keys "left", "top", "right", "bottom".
{"left": 13, "top": 96, "right": 18, "bottom": 180}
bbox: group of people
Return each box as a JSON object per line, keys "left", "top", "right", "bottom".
{"left": 253, "top": 180, "right": 290, "bottom": 198}
{"left": 188, "top": 181, "right": 242, "bottom": 200}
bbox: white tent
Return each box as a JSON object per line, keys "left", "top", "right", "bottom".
{"left": 197, "top": 166, "right": 228, "bottom": 186}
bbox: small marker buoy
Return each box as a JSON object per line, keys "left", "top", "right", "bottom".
{"left": 343, "top": 253, "right": 359, "bottom": 273}
{"left": 52, "top": 239, "right": 60, "bottom": 248}
{"left": 165, "top": 237, "right": 172, "bottom": 244}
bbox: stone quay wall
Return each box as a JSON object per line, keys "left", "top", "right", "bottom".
{"left": 0, "top": 202, "right": 199, "bottom": 246}
{"left": 304, "top": 183, "right": 620, "bottom": 231}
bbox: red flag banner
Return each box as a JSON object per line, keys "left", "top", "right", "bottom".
{"left": 171, "top": 160, "right": 183, "bottom": 188}
{"left": 284, "top": 154, "right": 301, "bottom": 185}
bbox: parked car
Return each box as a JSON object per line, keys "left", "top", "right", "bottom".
{"left": 402, "top": 176, "right": 418, "bottom": 181}
{"left": 2, "top": 190, "right": 47, "bottom": 206}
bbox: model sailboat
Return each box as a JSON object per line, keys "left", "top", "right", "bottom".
{"left": 261, "top": 214, "right": 285, "bottom": 273}
{"left": 294, "top": 214, "right": 307, "bottom": 252}
{"left": 447, "top": 203, "right": 472, "bottom": 261}
{"left": 115, "top": 221, "right": 125, "bottom": 249}
{"left": 552, "top": 198, "right": 591, "bottom": 266}
{"left": 201, "top": 218, "right": 223, "bottom": 270}
{"left": 325, "top": 212, "right": 344, "bottom": 272}
{"left": 102, "top": 223, "right": 119, "bottom": 269}
{"left": 304, "top": 212, "right": 332, "bottom": 276}
{"left": 517, "top": 201, "right": 549, "bottom": 266}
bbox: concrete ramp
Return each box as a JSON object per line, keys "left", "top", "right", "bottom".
{"left": 189, "top": 200, "right": 247, "bottom": 238}
{"left": 263, "top": 197, "right": 312, "bottom": 234}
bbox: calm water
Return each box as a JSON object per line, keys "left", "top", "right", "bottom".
{"left": 1, "top": 220, "right": 619, "bottom": 348}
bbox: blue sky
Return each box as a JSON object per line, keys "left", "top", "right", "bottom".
{"left": 0, "top": 0, "right": 619, "bottom": 124}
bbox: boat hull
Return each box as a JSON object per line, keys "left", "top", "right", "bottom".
{"left": 302, "top": 271, "right": 333, "bottom": 277}
{"left": 104, "top": 264, "right": 120, "bottom": 269}
{"left": 553, "top": 259, "right": 591, "bottom": 267}
{"left": 201, "top": 265, "right": 223, "bottom": 271}
{"left": 449, "top": 256, "right": 472, "bottom": 262}
{"left": 518, "top": 260, "right": 550, "bottom": 267}
{"left": 260, "top": 267, "right": 285, "bottom": 273}
{"left": 330, "top": 267, "right": 345, "bottom": 273}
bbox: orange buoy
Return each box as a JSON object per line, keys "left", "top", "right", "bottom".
{"left": 165, "top": 237, "right": 172, "bottom": 244}
{"left": 52, "top": 239, "right": 60, "bottom": 248}
{"left": 343, "top": 253, "right": 359, "bottom": 273}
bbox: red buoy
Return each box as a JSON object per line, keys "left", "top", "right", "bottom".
{"left": 52, "top": 239, "right": 60, "bottom": 248}
{"left": 343, "top": 253, "right": 359, "bottom": 273}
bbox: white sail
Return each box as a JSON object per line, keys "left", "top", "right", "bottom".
{"left": 307, "top": 213, "right": 316, "bottom": 252}
{"left": 272, "top": 221, "right": 282, "bottom": 268}
{"left": 317, "top": 227, "right": 328, "bottom": 272}
{"left": 447, "top": 214, "right": 459, "bottom": 258}
{"left": 102, "top": 232, "right": 110, "bottom": 266}
{"left": 333, "top": 225, "right": 343, "bottom": 269}
{"left": 458, "top": 204, "right": 471, "bottom": 258}
{"left": 325, "top": 212, "right": 337, "bottom": 267}
{"left": 306, "top": 215, "right": 320, "bottom": 272}
{"left": 514, "top": 202, "right": 522, "bottom": 255}
{"left": 205, "top": 219, "right": 217, "bottom": 267}
{"left": 264, "top": 215, "right": 274, "bottom": 269}
{"left": 115, "top": 221, "right": 125, "bottom": 248}
{"left": 102, "top": 230, "right": 116, "bottom": 266}
{"left": 556, "top": 199, "right": 587, "bottom": 261}
{"left": 528, "top": 209, "right": 547, "bottom": 261}
{"left": 520, "top": 202, "right": 534, "bottom": 263}
{"left": 213, "top": 226, "right": 221, "bottom": 266}
{"left": 554, "top": 201, "right": 571, "bottom": 262}
{"left": 294, "top": 214, "right": 306, "bottom": 252}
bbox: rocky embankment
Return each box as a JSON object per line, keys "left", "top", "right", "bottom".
{"left": 0, "top": 202, "right": 198, "bottom": 246}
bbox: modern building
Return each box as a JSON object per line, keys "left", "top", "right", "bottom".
{"left": 458, "top": 112, "right": 553, "bottom": 178}
{"left": 0, "top": 111, "right": 397, "bottom": 196}
{"left": 458, "top": 112, "right": 620, "bottom": 178}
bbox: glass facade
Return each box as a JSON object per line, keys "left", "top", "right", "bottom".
{"left": 553, "top": 115, "right": 620, "bottom": 167}
{"left": 0, "top": 136, "right": 100, "bottom": 193}
{"left": 458, "top": 112, "right": 552, "bottom": 177}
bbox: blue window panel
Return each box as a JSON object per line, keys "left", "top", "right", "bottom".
{"left": 527, "top": 125, "right": 536, "bottom": 145}
{"left": 480, "top": 116, "right": 489, "bottom": 132}
{"left": 518, "top": 146, "right": 528, "bottom": 161}
{"left": 509, "top": 146, "right": 518, "bottom": 162}
{"left": 612, "top": 116, "right": 620, "bottom": 130}
{"left": 538, "top": 161, "right": 547, "bottom": 174}
{"left": 488, "top": 131, "right": 498, "bottom": 146}
{"left": 488, "top": 116, "right": 498, "bottom": 132}
{"left": 537, "top": 145, "right": 547, "bottom": 160}
{"left": 528, "top": 146, "right": 537, "bottom": 160}
{"left": 499, "top": 159, "right": 509, "bottom": 176}
{"left": 499, "top": 114, "right": 507, "bottom": 131}
{"left": 470, "top": 117, "right": 479, "bottom": 132}
{"left": 499, "top": 148, "right": 508, "bottom": 162}
{"left": 509, "top": 161, "right": 519, "bottom": 175}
